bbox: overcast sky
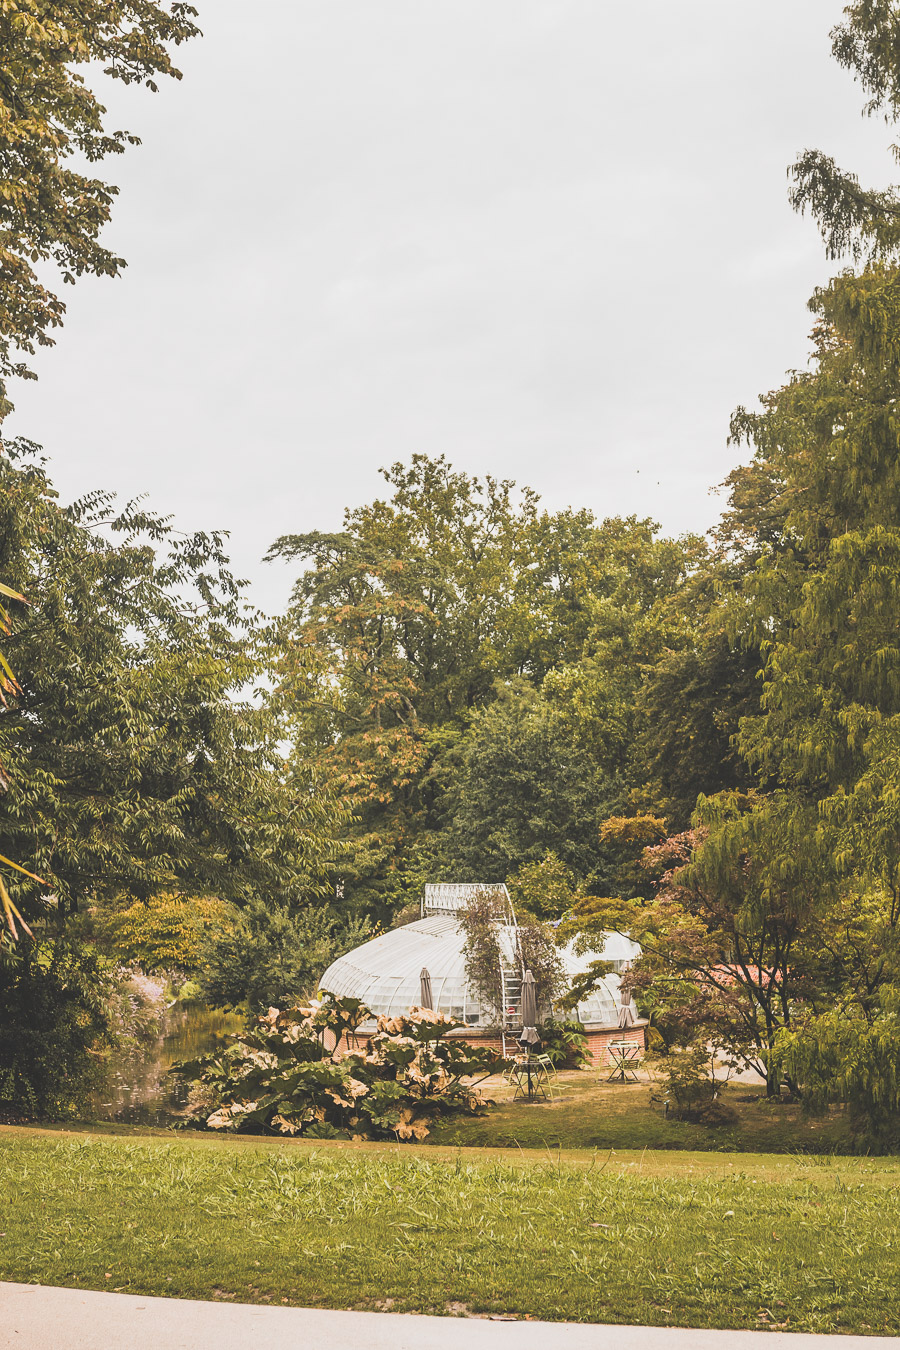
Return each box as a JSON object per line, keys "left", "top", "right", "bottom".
{"left": 8, "top": 1, "right": 894, "bottom": 613}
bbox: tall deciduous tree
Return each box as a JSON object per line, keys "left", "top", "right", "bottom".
{"left": 271, "top": 458, "right": 707, "bottom": 917}
{"left": 541, "top": 518, "right": 707, "bottom": 779}
{"left": 269, "top": 455, "right": 548, "bottom": 916}
{"left": 439, "top": 681, "right": 609, "bottom": 885}
{"left": 0, "top": 0, "right": 200, "bottom": 419}
{"left": 0, "top": 442, "right": 345, "bottom": 936}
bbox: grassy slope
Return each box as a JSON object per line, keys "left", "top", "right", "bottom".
{"left": 427, "top": 1073, "right": 854, "bottom": 1153}
{"left": 1, "top": 1127, "right": 899, "bottom": 1334}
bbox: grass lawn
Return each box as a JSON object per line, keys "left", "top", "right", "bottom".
{"left": 2, "top": 1126, "right": 899, "bottom": 1335}
{"left": 427, "top": 1071, "right": 855, "bottom": 1154}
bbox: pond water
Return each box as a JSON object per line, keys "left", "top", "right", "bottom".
{"left": 90, "top": 1003, "right": 244, "bottom": 1127}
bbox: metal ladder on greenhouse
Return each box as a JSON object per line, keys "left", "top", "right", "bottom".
{"left": 500, "top": 958, "right": 523, "bottom": 1057}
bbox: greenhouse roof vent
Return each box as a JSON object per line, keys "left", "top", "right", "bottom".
{"left": 422, "top": 883, "right": 512, "bottom": 918}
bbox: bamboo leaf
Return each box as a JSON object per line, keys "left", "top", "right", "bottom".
{"left": 0, "top": 853, "right": 47, "bottom": 885}
{"left": 0, "top": 650, "right": 20, "bottom": 687}
{"left": 0, "top": 875, "right": 33, "bottom": 940}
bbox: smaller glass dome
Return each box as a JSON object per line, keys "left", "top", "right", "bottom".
{"left": 319, "top": 917, "right": 640, "bottom": 1028}
{"left": 555, "top": 933, "right": 641, "bottom": 1025}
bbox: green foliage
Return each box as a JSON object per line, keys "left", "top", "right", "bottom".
{"left": 457, "top": 886, "right": 508, "bottom": 1025}
{"left": 516, "top": 920, "right": 566, "bottom": 1016}
{"left": 541, "top": 519, "right": 709, "bottom": 779}
{"left": 269, "top": 457, "right": 548, "bottom": 917}
{"left": 651, "top": 1044, "right": 726, "bottom": 1123}
{"left": 0, "top": 578, "right": 23, "bottom": 738}
{"left": 635, "top": 627, "right": 760, "bottom": 829}
{"left": 442, "top": 683, "right": 608, "bottom": 882}
{"left": 731, "top": 272, "right": 900, "bottom": 890}
{"left": 11, "top": 0, "right": 900, "bottom": 1129}
{"left": 507, "top": 851, "right": 582, "bottom": 920}
{"left": 0, "top": 572, "right": 41, "bottom": 951}
{"left": 717, "top": 267, "right": 900, "bottom": 1076}
{"left": 271, "top": 458, "right": 707, "bottom": 919}
{"left": 0, "top": 0, "right": 200, "bottom": 418}
{"left": 597, "top": 813, "right": 668, "bottom": 901}
{"left": 198, "top": 900, "right": 371, "bottom": 1013}
{"left": 0, "top": 443, "right": 347, "bottom": 929}
{"left": 536, "top": 1017, "right": 590, "bottom": 1069}
{"left": 97, "top": 894, "right": 233, "bottom": 974}
{"left": 558, "top": 257, "right": 900, "bottom": 1094}
{"left": 775, "top": 996, "right": 900, "bottom": 1151}
{"left": 565, "top": 795, "right": 842, "bottom": 1091}
{"left": 184, "top": 996, "right": 504, "bottom": 1141}
{"left": 0, "top": 938, "right": 117, "bottom": 1116}
{"left": 271, "top": 456, "right": 543, "bottom": 728}
{"left": 789, "top": 2, "right": 900, "bottom": 261}
{"left": 457, "top": 887, "right": 563, "bottom": 1026}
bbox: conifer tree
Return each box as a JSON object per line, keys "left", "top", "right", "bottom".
{"left": 730, "top": 265, "right": 900, "bottom": 916}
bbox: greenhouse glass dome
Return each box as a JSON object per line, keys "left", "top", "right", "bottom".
{"left": 319, "top": 883, "right": 640, "bottom": 1029}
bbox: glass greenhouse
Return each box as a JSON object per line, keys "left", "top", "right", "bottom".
{"left": 319, "top": 883, "right": 640, "bottom": 1028}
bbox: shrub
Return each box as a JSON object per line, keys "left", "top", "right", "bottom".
{"left": 0, "top": 939, "right": 118, "bottom": 1117}
{"left": 538, "top": 1017, "right": 591, "bottom": 1069}
{"left": 181, "top": 995, "right": 505, "bottom": 1141}
{"left": 198, "top": 900, "right": 371, "bottom": 1012}
{"left": 652, "top": 1043, "right": 729, "bottom": 1123}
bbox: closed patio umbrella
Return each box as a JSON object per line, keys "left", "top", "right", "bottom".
{"left": 617, "top": 1000, "right": 636, "bottom": 1029}
{"left": 518, "top": 969, "right": 541, "bottom": 1049}
{"left": 419, "top": 966, "right": 433, "bottom": 1011}
{"left": 517, "top": 969, "right": 541, "bottom": 1100}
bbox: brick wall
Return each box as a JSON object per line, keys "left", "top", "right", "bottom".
{"left": 337, "top": 1023, "right": 647, "bottom": 1067}
{"left": 583, "top": 1023, "right": 647, "bottom": 1067}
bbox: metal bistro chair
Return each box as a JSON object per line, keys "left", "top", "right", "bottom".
{"left": 510, "top": 1051, "right": 559, "bottom": 1102}
{"left": 532, "top": 1052, "right": 560, "bottom": 1101}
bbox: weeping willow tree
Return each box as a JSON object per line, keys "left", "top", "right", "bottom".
{"left": 775, "top": 994, "right": 900, "bottom": 1152}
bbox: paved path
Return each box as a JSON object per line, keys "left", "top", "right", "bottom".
{"left": 1, "top": 1284, "right": 897, "bottom": 1350}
